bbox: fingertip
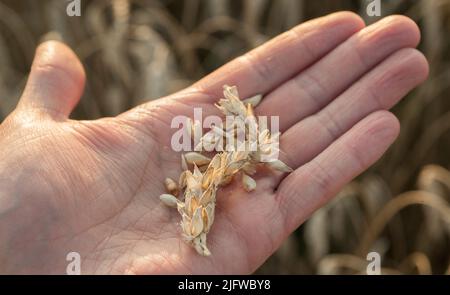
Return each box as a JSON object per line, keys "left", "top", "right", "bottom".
{"left": 365, "top": 110, "right": 400, "bottom": 144}
{"left": 378, "top": 14, "right": 421, "bottom": 47}
{"left": 411, "top": 49, "right": 430, "bottom": 83}
{"left": 329, "top": 11, "right": 366, "bottom": 30}
{"left": 19, "top": 40, "right": 86, "bottom": 119}
{"left": 314, "top": 11, "right": 366, "bottom": 36}
{"left": 397, "top": 48, "right": 430, "bottom": 85}
{"left": 32, "top": 40, "right": 86, "bottom": 96}
{"left": 369, "top": 48, "right": 429, "bottom": 110}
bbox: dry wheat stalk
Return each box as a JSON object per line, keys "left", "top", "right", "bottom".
{"left": 160, "top": 85, "right": 292, "bottom": 256}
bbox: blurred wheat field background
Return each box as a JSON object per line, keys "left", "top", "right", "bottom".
{"left": 0, "top": 0, "right": 449, "bottom": 274}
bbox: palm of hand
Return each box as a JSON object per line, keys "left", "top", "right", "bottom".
{"left": 3, "top": 96, "right": 280, "bottom": 274}
{"left": 0, "top": 12, "right": 428, "bottom": 274}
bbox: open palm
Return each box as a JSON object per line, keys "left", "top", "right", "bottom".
{"left": 0, "top": 12, "right": 428, "bottom": 274}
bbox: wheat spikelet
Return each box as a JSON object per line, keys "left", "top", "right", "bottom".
{"left": 160, "top": 85, "right": 292, "bottom": 256}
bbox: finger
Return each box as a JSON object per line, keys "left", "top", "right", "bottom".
{"left": 17, "top": 41, "right": 85, "bottom": 120}
{"left": 257, "top": 15, "right": 421, "bottom": 132}
{"left": 275, "top": 110, "right": 400, "bottom": 235}
{"left": 280, "top": 48, "right": 428, "bottom": 169}
{"left": 190, "top": 11, "right": 365, "bottom": 101}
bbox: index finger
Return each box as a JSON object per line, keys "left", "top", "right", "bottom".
{"left": 191, "top": 11, "right": 365, "bottom": 101}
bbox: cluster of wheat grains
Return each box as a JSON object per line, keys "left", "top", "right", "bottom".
{"left": 159, "top": 85, "right": 292, "bottom": 255}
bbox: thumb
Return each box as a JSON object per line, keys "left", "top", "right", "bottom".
{"left": 18, "top": 41, "right": 85, "bottom": 119}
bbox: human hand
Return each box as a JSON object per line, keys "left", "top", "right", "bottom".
{"left": 0, "top": 12, "right": 428, "bottom": 274}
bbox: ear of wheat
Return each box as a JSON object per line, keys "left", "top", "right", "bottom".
{"left": 160, "top": 85, "right": 293, "bottom": 256}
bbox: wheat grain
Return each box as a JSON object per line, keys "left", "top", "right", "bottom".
{"left": 164, "top": 177, "right": 180, "bottom": 196}
{"left": 242, "top": 173, "right": 257, "bottom": 192}
{"left": 159, "top": 193, "right": 180, "bottom": 208}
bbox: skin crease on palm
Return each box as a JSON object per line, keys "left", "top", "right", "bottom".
{"left": 0, "top": 12, "right": 429, "bottom": 274}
